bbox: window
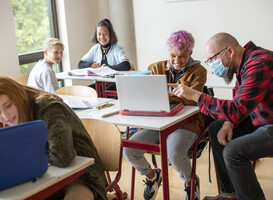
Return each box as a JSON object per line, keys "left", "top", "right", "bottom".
{"left": 12, "top": 0, "right": 61, "bottom": 75}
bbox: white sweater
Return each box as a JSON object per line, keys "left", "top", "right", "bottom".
{"left": 27, "top": 60, "right": 59, "bottom": 93}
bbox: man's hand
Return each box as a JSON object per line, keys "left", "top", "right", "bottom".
{"left": 168, "top": 83, "right": 202, "bottom": 102}
{"left": 217, "top": 121, "right": 234, "bottom": 145}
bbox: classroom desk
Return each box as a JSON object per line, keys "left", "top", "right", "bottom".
{"left": 56, "top": 70, "right": 132, "bottom": 97}
{"left": 76, "top": 99, "right": 200, "bottom": 200}
{"left": 0, "top": 156, "right": 94, "bottom": 200}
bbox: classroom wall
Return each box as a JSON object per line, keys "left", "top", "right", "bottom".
{"left": 133, "top": 0, "right": 273, "bottom": 70}
{"left": 0, "top": 0, "right": 20, "bottom": 78}
{"left": 132, "top": 0, "right": 273, "bottom": 99}
{"left": 56, "top": 0, "right": 109, "bottom": 86}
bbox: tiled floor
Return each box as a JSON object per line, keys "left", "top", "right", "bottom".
{"left": 109, "top": 146, "right": 273, "bottom": 200}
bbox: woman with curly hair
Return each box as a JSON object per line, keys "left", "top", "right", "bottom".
{"left": 123, "top": 30, "right": 207, "bottom": 200}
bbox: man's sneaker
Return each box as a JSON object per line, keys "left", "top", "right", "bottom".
{"left": 143, "top": 168, "right": 162, "bottom": 200}
{"left": 185, "top": 175, "right": 200, "bottom": 200}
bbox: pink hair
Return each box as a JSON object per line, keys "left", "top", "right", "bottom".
{"left": 167, "top": 30, "right": 195, "bottom": 52}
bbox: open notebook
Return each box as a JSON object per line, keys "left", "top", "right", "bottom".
{"left": 68, "top": 67, "right": 119, "bottom": 77}
{"left": 115, "top": 75, "right": 184, "bottom": 116}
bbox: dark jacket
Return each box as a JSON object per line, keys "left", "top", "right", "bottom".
{"left": 34, "top": 98, "right": 108, "bottom": 200}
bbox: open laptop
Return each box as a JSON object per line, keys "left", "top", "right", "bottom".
{"left": 115, "top": 75, "right": 184, "bottom": 116}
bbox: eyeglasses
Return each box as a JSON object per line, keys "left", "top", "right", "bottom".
{"left": 205, "top": 47, "right": 228, "bottom": 65}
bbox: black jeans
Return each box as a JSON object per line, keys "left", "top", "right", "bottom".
{"left": 209, "top": 118, "right": 273, "bottom": 200}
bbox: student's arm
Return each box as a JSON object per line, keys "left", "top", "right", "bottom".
{"left": 78, "top": 60, "right": 93, "bottom": 69}
{"left": 79, "top": 45, "right": 98, "bottom": 69}
{"left": 42, "top": 71, "right": 59, "bottom": 93}
{"left": 36, "top": 101, "right": 77, "bottom": 167}
{"left": 107, "top": 60, "right": 130, "bottom": 71}
{"left": 167, "top": 64, "right": 207, "bottom": 106}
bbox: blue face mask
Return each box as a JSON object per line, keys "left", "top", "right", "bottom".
{"left": 208, "top": 58, "right": 229, "bottom": 78}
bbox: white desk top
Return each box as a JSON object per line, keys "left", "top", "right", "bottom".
{"left": 76, "top": 99, "right": 200, "bottom": 131}
{"left": 0, "top": 156, "right": 94, "bottom": 200}
{"left": 57, "top": 69, "right": 236, "bottom": 89}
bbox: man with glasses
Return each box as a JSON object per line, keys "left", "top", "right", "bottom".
{"left": 169, "top": 32, "right": 273, "bottom": 200}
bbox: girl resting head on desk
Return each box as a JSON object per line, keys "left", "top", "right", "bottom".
{"left": 0, "top": 76, "right": 108, "bottom": 200}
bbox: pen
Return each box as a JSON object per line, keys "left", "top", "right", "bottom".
{"left": 96, "top": 103, "right": 114, "bottom": 110}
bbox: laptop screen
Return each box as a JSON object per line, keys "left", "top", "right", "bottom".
{"left": 116, "top": 75, "right": 171, "bottom": 112}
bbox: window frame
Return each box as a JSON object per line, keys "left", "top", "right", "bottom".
{"left": 17, "top": 0, "right": 62, "bottom": 72}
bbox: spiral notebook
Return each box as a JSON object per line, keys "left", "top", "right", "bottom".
{"left": 115, "top": 75, "right": 184, "bottom": 116}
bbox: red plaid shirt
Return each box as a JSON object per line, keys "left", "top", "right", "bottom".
{"left": 198, "top": 41, "right": 273, "bottom": 126}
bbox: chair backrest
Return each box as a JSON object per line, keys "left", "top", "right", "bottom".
{"left": 14, "top": 75, "right": 29, "bottom": 85}
{"left": 80, "top": 118, "right": 121, "bottom": 171}
{"left": 129, "top": 60, "right": 135, "bottom": 71}
{"left": 56, "top": 85, "right": 98, "bottom": 97}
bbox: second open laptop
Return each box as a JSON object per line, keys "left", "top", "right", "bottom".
{"left": 115, "top": 75, "right": 184, "bottom": 116}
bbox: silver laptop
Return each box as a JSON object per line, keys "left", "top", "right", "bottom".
{"left": 116, "top": 75, "right": 178, "bottom": 112}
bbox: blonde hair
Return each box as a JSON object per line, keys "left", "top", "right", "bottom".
{"left": 0, "top": 76, "right": 60, "bottom": 127}
{"left": 43, "top": 38, "right": 64, "bottom": 52}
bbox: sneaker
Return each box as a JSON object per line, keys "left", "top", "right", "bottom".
{"left": 185, "top": 175, "right": 200, "bottom": 200}
{"left": 143, "top": 168, "right": 162, "bottom": 200}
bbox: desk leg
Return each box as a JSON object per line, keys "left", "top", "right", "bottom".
{"left": 95, "top": 81, "right": 101, "bottom": 97}
{"left": 159, "top": 129, "right": 170, "bottom": 200}
{"left": 101, "top": 82, "right": 106, "bottom": 98}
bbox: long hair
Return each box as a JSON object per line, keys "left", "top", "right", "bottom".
{"left": 0, "top": 76, "right": 59, "bottom": 127}
{"left": 91, "top": 18, "right": 118, "bottom": 44}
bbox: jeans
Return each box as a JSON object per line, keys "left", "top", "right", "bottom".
{"left": 209, "top": 119, "right": 273, "bottom": 200}
{"left": 123, "top": 127, "right": 198, "bottom": 182}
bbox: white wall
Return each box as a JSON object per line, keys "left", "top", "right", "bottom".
{"left": 56, "top": 0, "right": 109, "bottom": 86}
{"left": 0, "top": 0, "right": 20, "bottom": 78}
{"left": 57, "top": 0, "right": 99, "bottom": 72}
{"left": 132, "top": 0, "right": 273, "bottom": 98}
{"left": 133, "top": 0, "right": 273, "bottom": 69}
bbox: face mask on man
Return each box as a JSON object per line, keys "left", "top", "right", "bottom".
{"left": 208, "top": 58, "right": 230, "bottom": 78}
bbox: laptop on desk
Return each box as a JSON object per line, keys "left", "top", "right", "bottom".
{"left": 0, "top": 120, "right": 48, "bottom": 190}
{"left": 115, "top": 75, "right": 184, "bottom": 116}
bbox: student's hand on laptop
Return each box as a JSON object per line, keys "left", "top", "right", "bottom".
{"left": 168, "top": 83, "right": 202, "bottom": 102}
